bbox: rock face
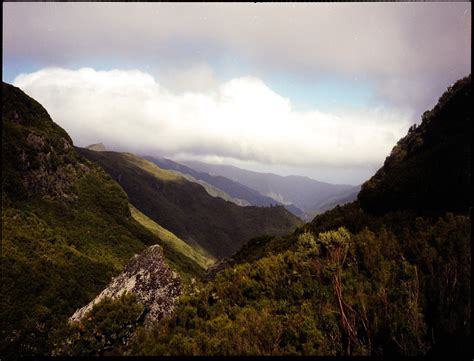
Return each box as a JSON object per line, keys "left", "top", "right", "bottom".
{"left": 70, "top": 245, "right": 181, "bottom": 326}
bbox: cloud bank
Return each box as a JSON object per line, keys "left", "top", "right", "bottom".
{"left": 14, "top": 68, "right": 411, "bottom": 169}
{"left": 3, "top": 2, "right": 471, "bottom": 115}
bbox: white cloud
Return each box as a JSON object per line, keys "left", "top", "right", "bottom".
{"left": 154, "top": 63, "right": 219, "bottom": 93}
{"left": 13, "top": 67, "right": 412, "bottom": 168}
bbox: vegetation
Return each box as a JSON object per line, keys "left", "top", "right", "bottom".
{"left": 129, "top": 204, "right": 215, "bottom": 281}
{"left": 1, "top": 82, "right": 163, "bottom": 358}
{"left": 126, "top": 76, "right": 471, "bottom": 357}
{"left": 128, "top": 213, "right": 469, "bottom": 357}
{"left": 77, "top": 147, "right": 303, "bottom": 258}
{"left": 358, "top": 75, "right": 471, "bottom": 215}
{"left": 52, "top": 293, "right": 145, "bottom": 356}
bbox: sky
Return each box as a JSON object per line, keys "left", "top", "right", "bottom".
{"left": 3, "top": 2, "right": 471, "bottom": 185}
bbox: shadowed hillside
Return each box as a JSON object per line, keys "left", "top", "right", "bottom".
{"left": 358, "top": 75, "right": 471, "bottom": 215}
{"left": 144, "top": 156, "right": 305, "bottom": 217}
{"left": 126, "top": 75, "right": 471, "bottom": 358}
{"left": 77, "top": 149, "right": 303, "bottom": 259}
{"left": 1, "top": 82, "right": 164, "bottom": 358}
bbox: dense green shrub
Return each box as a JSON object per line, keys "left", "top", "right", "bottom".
{"left": 52, "top": 293, "right": 145, "bottom": 356}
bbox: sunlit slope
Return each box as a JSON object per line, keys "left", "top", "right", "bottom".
{"left": 129, "top": 204, "right": 215, "bottom": 276}
{"left": 77, "top": 149, "right": 303, "bottom": 258}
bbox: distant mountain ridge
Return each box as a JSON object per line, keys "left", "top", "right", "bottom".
{"left": 144, "top": 156, "right": 305, "bottom": 217}
{"left": 132, "top": 75, "right": 472, "bottom": 358}
{"left": 86, "top": 142, "right": 107, "bottom": 152}
{"left": 78, "top": 149, "right": 303, "bottom": 259}
{"left": 182, "top": 161, "right": 359, "bottom": 214}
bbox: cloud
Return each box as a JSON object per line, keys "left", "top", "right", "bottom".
{"left": 13, "top": 67, "right": 412, "bottom": 168}
{"left": 154, "top": 63, "right": 219, "bottom": 93}
{"left": 3, "top": 2, "right": 471, "bottom": 116}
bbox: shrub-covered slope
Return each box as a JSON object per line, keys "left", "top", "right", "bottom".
{"left": 1, "top": 82, "right": 163, "bottom": 358}
{"left": 358, "top": 75, "right": 471, "bottom": 215}
{"left": 129, "top": 204, "right": 215, "bottom": 280}
{"left": 77, "top": 149, "right": 303, "bottom": 259}
{"left": 127, "top": 76, "right": 471, "bottom": 357}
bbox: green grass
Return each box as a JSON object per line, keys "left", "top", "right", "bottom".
{"left": 78, "top": 148, "right": 303, "bottom": 259}
{"left": 130, "top": 204, "right": 215, "bottom": 278}
{"left": 123, "top": 153, "right": 184, "bottom": 182}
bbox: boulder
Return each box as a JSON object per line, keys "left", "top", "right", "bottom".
{"left": 70, "top": 245, "right": 180, "bottom": 326}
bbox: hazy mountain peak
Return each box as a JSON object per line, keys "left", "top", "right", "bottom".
{"left": 86, "top": 142, "right": 107, "bottom": 151}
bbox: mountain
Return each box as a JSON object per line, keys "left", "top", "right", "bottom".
{"left": 143, "top": 157, "right": 302, "bottom": 215}
{"left": 86, "top": 142, "right": 107, "bottom": 152}
{"left": 181, "top": 161, "right": 359, "bottom": 214}
{"left": 141, "top": 158, "right": 252, "bottom": 207}
{"left": 77, "top": 149, "right": 303, "bottom": 259}
{"left": 1, "top": 82, "right": 165, "bottom": 357}
{"left": 127, "top": 75, "right": 471, "bottom": 357}
{"left": 358, "top": 75, "right": 471, "bottom": 216}
{"left": 306, "top": 185, "right": 361, "bottom": 218}
{"left": 129, "top": 204, "right": 215, "bottom": 281}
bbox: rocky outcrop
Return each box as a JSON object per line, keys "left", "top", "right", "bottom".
{"left": 21, "top": 131, "right": 85, "bottom": 200}
{"left": 70, "top": 245, "right": 181, "bottom": 326}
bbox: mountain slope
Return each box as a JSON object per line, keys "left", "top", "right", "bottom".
{"left": 182, "top": 161, "right": 358, "bottom": 213}
{"left": 129, "top": 204, "right": 215, "bottom": 279}
{"left": 128, "top": 75, "right": 471, "bottom": 357}
{"left": 144, "top": 156, "right": 293, "bottom": 209}
{"left": 1, "top": 82, "right": 165, "bottom": 357}
{"left": 77, "top": 149, "right": 303, "bottom": 259}
{"left": 358, "top": 75, "right": 471, "bottom": 215}
{"left": 86, "top": 142, "right": 107, "bottom": 152}
{"left": 307, "top": 185, "right": 361, "bottom": 217}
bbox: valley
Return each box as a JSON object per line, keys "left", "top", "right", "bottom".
{"left": 1, "top": 74, "right": 471, "bottom": 358}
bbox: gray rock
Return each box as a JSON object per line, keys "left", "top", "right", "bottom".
{"left": 70, "top": 245, "right": 181, "bottom": 326}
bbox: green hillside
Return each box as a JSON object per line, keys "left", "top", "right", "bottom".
{"left": 129, "top": 204, "right": 215, "bottom": 279}
{"left": 1, "top": 82, "right": 163, "bottom": 358}
{"left": 358, "top": 75, "right": 471, "bottom": 215}
{"left": 126, "top": 76, "right": 471, "bottom": 357}
{"left": 77, "top": 149, "right": 303, "bottom": 258}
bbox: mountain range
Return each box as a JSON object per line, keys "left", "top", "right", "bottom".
{"left": 125, "top": 74, "right": 470, "bottom": 358}
{"left": 182, "top": 160, "right": 360, "bottom": 215}
{"left": 143, "top": 156, "right": 308, "bottom": 218}
{"left": 1, "top": 74, "right": 471, "bottom": 358}
{"left": 77, "top": 148, "right": 302, "bottom": 259}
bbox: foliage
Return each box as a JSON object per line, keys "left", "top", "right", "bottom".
{"left": 1, "top": 82, "right": 162, "bottom": 358}
{"left": 129, "top": 204, "right": 214, "bottom": 281}
{"left": 126, "top": 76, "right": 471, "bottom": 357}
{"left": 358, "top": 75, "right": 471, "bottom": 215}
{"left": 77, "top": 147, "right": 302, "bottom": 258}
{"left": 128, "top": 222, "right": 451, "bottom": 356}
{"left": 51, "top": 293, "right": 145, "bottom": 356}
